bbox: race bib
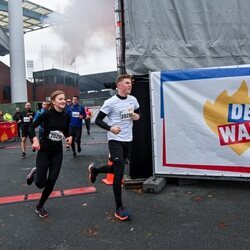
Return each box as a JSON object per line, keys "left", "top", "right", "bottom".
{"left": 48, "top": 130, "right": 64, "bottom": 141}
{"left": 120, "top": 109, "right": 133, "bottom": 120}
{"left": 23, "top": 117, "right": 31, "bottom": 122}
{"left": 72, "top": 111, "right": 80, "bottom": 118}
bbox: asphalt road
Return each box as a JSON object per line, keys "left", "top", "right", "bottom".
{"left": 1, "top": 125, "right": 250, "bottom": 250}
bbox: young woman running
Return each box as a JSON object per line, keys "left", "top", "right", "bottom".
{"left": 26, "top": 90, "right": 72, "bottom": 218}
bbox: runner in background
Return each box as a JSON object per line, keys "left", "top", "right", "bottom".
{"left": 20, "top": 102, "right": 35, "bottom": 158}
{"left": 88, "top": 74, "right": 140, "bottom": 221}
{"left": 84, "top": 107, "right": 92, "bottom": 135}
{"left": 65, "top": 98, "right": 72, "bottom": 149}
{"left": 26, "top": 90, "right": 72, "bottom": 218}
{"left": 65, "top": 99, "right": 72, "bottom": 111}
{"left": 67, "top": 96, "right": 86, "bottom": 157}
{"left": 33, "top": 101, "right": 50, "bottom": 140}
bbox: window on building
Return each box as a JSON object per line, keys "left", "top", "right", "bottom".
{"left": 34, "top": 78, "right": 43, "bottom": 85}
{"left": 3, "top": 85, "right": 11, "bottom": 100}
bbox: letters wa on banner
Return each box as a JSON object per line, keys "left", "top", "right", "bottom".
{"left": 150, "top": 65, "right": 250, "bottom": 177}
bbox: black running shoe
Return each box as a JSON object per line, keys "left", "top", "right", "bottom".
{"left": 77, "top": 145, "right": 81, "bottom": 153}
{"left": 88, "top": 163, "right": 97, "bottom": 183}
{"left": 26, "top": 167, "right": 37, "bottom": 185}
{"left": 35, "top": 205, "right": 48, "bottom": 218}
{"left": 21, "top": 152, "right": 26, "bottom": 159}
{"left": 73, "top": 152, "right": 76, "bottom": 157}
{"left": 115, "top": 207, "right": 131, "bottom": 221}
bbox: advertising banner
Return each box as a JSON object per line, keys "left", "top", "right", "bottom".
{"left": 0, "top": 122, "right": 17, "bottom": 142}
{"left": 151, "top": 66, "right": 250, "bottom": 178}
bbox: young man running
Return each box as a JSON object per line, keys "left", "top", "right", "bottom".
{"left": 67, "top": 96, "right": 86, "bottom": 157}
{"left": 20, "top": 102, "right": 35, "bottom": 158}
{"left": 88, "top": 74, "right": 140, "bottom": 221}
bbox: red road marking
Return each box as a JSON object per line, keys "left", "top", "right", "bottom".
{"left": 0, "top": 186, "right": 96, "bottom": 205}
{"left": 49, "top": 190, "right": 63, "bottom": 198}
{"left": 27, "top": 192, "right": 42, "bottom": 200}
{"left": 63, "top": 187, "right": 96, "bottom": 195}
{"left": 0, "top": 195, "right": 25, "bottom": 204}
{"left": 1, "top": 146, "right": 20, "bottom": 149}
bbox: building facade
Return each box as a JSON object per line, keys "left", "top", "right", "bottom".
{"left": 0, "top": 61, "right": 34, "bottom": 103}
{"left": 33, "top": 68, "right": 80, "bottom": 101}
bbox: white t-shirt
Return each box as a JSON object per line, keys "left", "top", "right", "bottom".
{"left": 100, "top": 95, "right": 140, "bottom": 142}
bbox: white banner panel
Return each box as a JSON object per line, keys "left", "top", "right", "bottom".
{"left": 151, "top": 66, "right": 250, "bottom": 177}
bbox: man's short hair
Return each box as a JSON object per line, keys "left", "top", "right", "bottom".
{"left": 116, "top": 74, "right": 132, "bottom": 85}
{"left": 25, "top": 102, "right": 31, "bottom": 108}
{"left": 72, "top": 96, "right": 79, "bottom": 100}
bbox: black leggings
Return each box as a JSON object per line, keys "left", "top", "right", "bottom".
{"left": 85, "top": 118, "right": 90, "bottom": 133}
{"left": 34, "top": 147, "right": 63, "bottom": 207}
{"left": 95, "top": 140, "right": 130, "bottom": 210}
{"left": 70, "top": 126, "right": 82, "bottom": 153}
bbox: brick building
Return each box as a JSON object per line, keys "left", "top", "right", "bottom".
{"left": 33, "top": 69, "right": 80, "bottom": 101}
{"left": 0, "top": 62, "right": 80, "bottom": 103}
{"left": 0, "top": 61, "right": 34, "bottom": 103}
{"left": 0, "top": 61, "right": 117, "bottom": 104}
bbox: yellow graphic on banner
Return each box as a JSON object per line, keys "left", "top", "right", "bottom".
{"left": 10, "top": 124, "right": 16, "bottom": 135}
{"left": 0, "top": 132, "right": 8, "bottom": 142}
{"left": 203, "top": 80, "right": 250, "bottom": 155}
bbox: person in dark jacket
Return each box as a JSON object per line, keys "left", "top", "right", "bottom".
{"left": 0, "top": 110, "right": 4, "bottom": 122}
{"left": 20, "top": 103, "right": 35, "bottom": 158}
{"left": 33, "top": 101, "right": 50, "bottom": 140}
{"left": 13, "top": 107, "right": 22, "bottom": 138}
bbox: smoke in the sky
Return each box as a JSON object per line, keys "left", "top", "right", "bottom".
{"left": 43, "top": 0, "right": 116, "bottom": 71}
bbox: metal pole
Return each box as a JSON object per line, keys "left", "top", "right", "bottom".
{"left": 8, "top": 0, "right": 28, "bottom": 103}
{"left": 115, "top": 0, "right": 126, "bottom": 76}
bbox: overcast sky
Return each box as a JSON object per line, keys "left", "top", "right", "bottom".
{"left": 1, "top": 0, "right": 117, "bottom": 76}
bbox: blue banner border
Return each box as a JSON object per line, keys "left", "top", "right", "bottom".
{"left": 159, "top": 67, "right": 250, "bottom": 118}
